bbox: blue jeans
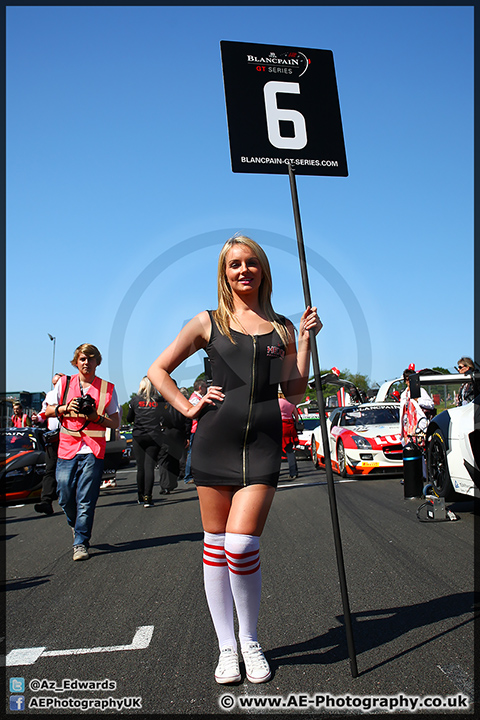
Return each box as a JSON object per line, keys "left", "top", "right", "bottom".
{"left": 56, "top": 454, "right": 104, "bottom": 547}
{"left": 285, "top": 444, "right": 298, "bottom": 478}
{"left": 183, "top": 432, "right": 195, "bottom": 482}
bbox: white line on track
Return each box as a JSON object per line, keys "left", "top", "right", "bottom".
{"left": 438, "top": 664, "right": 475, "bottom": 700}
{"left": 6, "top": 625, "right": 154, "bottom": 666}
{"left": 278, "top": 478, "right": 357, "bottom": 489}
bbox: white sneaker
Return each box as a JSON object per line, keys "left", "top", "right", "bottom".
{"left": 73, "top": 544, "right": 89, "bottom": 561}
{"left": 100, "top": 478, "right": 117, "bottom": 489}
{"left": 214, "top": 646, "right": 241, "bottom": 684}
{"left": 242, "top": 642, "right": 271, "bottom": 683}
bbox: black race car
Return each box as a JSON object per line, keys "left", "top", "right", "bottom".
{"left": 1, "top": 425, "right": 129, "bottom": 503}
{"left": 1, "top": 427, "right": 46, "bottom": 502}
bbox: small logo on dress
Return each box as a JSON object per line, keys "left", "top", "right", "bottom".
{"left": 266, "top": 345, "right": 285, "bottom": 359}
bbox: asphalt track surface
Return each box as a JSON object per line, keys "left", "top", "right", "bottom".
{"left": 4, "top": 459, "right": 477, "bottom": 716}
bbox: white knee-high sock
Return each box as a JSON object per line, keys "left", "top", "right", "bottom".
{"left": 225, "top": 532, "right": 261, "bottom": 648}
{"left": 203, "top": 532, "right": 236, "bottom": 651}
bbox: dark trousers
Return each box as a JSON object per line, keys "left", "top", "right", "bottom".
{"left": 285, "top": 443, "right": 298, "bottom": 478}
{"left": 133, "top": 437, "right": 161, "bottom": 499}
{"left": 41, "top": 442, "right": 58, "bottom": 503}
{"left": 157, "top": 445, "right": 179, "bottom": 491}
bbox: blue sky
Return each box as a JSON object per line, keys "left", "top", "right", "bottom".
{"left": 7, "top": 6, "right": 473, "bottom": 404}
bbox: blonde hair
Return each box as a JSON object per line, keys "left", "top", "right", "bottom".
{"left": 71, "top": 343, "right": 102, "bottom": 366}
{"left": 138, "top": 376, "right": 158, "bottom": 404}
{"left": 213, "top": 235, "right": 290, "bottom": 346}
{"left": 458, "top": 356, "right": 474, "bottom": 370}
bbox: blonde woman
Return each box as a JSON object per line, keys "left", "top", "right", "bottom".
{"left": 148, "top": 235, "right": 322, "bottom": 684}
{"left": 127, "top": 376, "right": 165, "bottom": 506}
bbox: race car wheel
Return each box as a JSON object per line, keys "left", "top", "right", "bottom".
{"left": 311, "top": 435, "right": 319, "bottom": 468}
{"left": 337, "top": 440, "right": 348, "bottom": 478}
{"left": 427, "top": 430, "right": 455, "bottom": 500}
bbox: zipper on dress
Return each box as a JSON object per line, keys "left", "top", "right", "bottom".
{"left": 243, "top": 336, "right": 257, "bottom": 486}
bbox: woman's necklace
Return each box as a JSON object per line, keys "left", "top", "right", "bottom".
{"left": 233, "top": 314, "right": 253, "bottom": 337}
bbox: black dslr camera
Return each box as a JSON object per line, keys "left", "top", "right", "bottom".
{"left": 76, "top": 395, "right": 96, "bottom": 416}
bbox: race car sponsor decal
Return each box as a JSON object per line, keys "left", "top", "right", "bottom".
{"left": 374, "top": 435, "right": 402, "bottom": 445}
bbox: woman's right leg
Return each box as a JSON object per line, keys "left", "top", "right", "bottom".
{"left": 196, "top": 486, "right": 241, "bottom": 683}
{"left": 196, "top": 486, "right": 236, "bottom": 645}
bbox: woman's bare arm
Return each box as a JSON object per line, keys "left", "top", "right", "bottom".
{"left": 148, "top": 311, "right": 224, "bottom": 418}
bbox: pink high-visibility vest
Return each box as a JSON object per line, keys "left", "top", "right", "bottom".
{"left": 57, "top": 374, "right": 115, "bottom": 460}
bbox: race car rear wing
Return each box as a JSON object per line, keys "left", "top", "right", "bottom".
{"left": 409, "top": 371, "right": 480, "bottom": 399}
{"left": 307, "top": 373, "right": 365, "bottom": 405}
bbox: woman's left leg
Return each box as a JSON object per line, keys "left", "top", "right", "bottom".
{"left": 196, "top": 488, "right": 236, "bottom": 647}
{"left": 196, "top": 486, "right": 240, "bottom": 683}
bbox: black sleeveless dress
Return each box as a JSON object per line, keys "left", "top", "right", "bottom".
{"left": 191, "top": 311, "right": 286, "bottom": 488}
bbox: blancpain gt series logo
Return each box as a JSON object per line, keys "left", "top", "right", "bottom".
{"left": 246, "top": 50, "right": 310, "bottom": 77}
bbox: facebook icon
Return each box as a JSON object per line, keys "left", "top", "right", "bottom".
{"left": 10, "top": 696, "right": 25, "bottom": 711}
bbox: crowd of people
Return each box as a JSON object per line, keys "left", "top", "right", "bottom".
{"left": 12, "top": 235, "right": 321, "bottom": 686}
{"left": 8, "top": 233, "right": 475, "bottom": 687}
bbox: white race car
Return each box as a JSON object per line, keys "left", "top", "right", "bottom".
{"left": 311, "top": 403, "right": 403, "bottom": 477}
{"left": 295, "top": 373, "right": 365, "bottom": 461}
{"left": 295, "top": 410, "right": 320, "bottom": 460}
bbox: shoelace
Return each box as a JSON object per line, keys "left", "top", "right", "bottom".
{"left": 218, "top": 649, "right": 239, "bottom": 675}
{"left": 243, "top": 643, "right": 268, "bottom": 669}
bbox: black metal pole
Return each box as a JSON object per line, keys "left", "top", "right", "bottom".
{"left": 288, "top": 163, "right": 358, "bottom": 678}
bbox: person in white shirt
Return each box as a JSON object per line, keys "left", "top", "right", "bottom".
{"left": 33, "top": 373, "right": 65, "bottom": 516}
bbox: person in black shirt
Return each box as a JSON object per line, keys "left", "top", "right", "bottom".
{"left": 127, "top": 377, "right": 165, "bottom": 507}
{"left": 157, "top": 391, "right": 191, "bottom": 495}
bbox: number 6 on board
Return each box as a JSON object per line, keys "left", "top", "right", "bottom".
{"left": 263, "top": 81, "right": 308, "bottom": 150}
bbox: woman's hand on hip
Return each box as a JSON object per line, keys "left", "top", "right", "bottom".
{"left": 186, "top": 385, "right": 224, "bottom": 418}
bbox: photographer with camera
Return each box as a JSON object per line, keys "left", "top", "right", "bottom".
{"left": 45, "top": 343, "right": 120, "bottom": 561}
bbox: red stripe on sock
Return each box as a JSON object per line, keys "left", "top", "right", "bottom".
{"left": 204, "top": 541, "right": 226, "bottom": 550}
{"left": 225, "top": 550, "right": 260, "bottom": 560}
{"left": 203, "top": 548, "right": 226, "bottom": 559}
{"left": 203, "top": 558, "right": 228, "bottom": 567}
{"left": 227, "top": 556, "right": 259, "bottom": 569}
{"left": 227, "top": 560, "right": 261, "bottom": 575}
